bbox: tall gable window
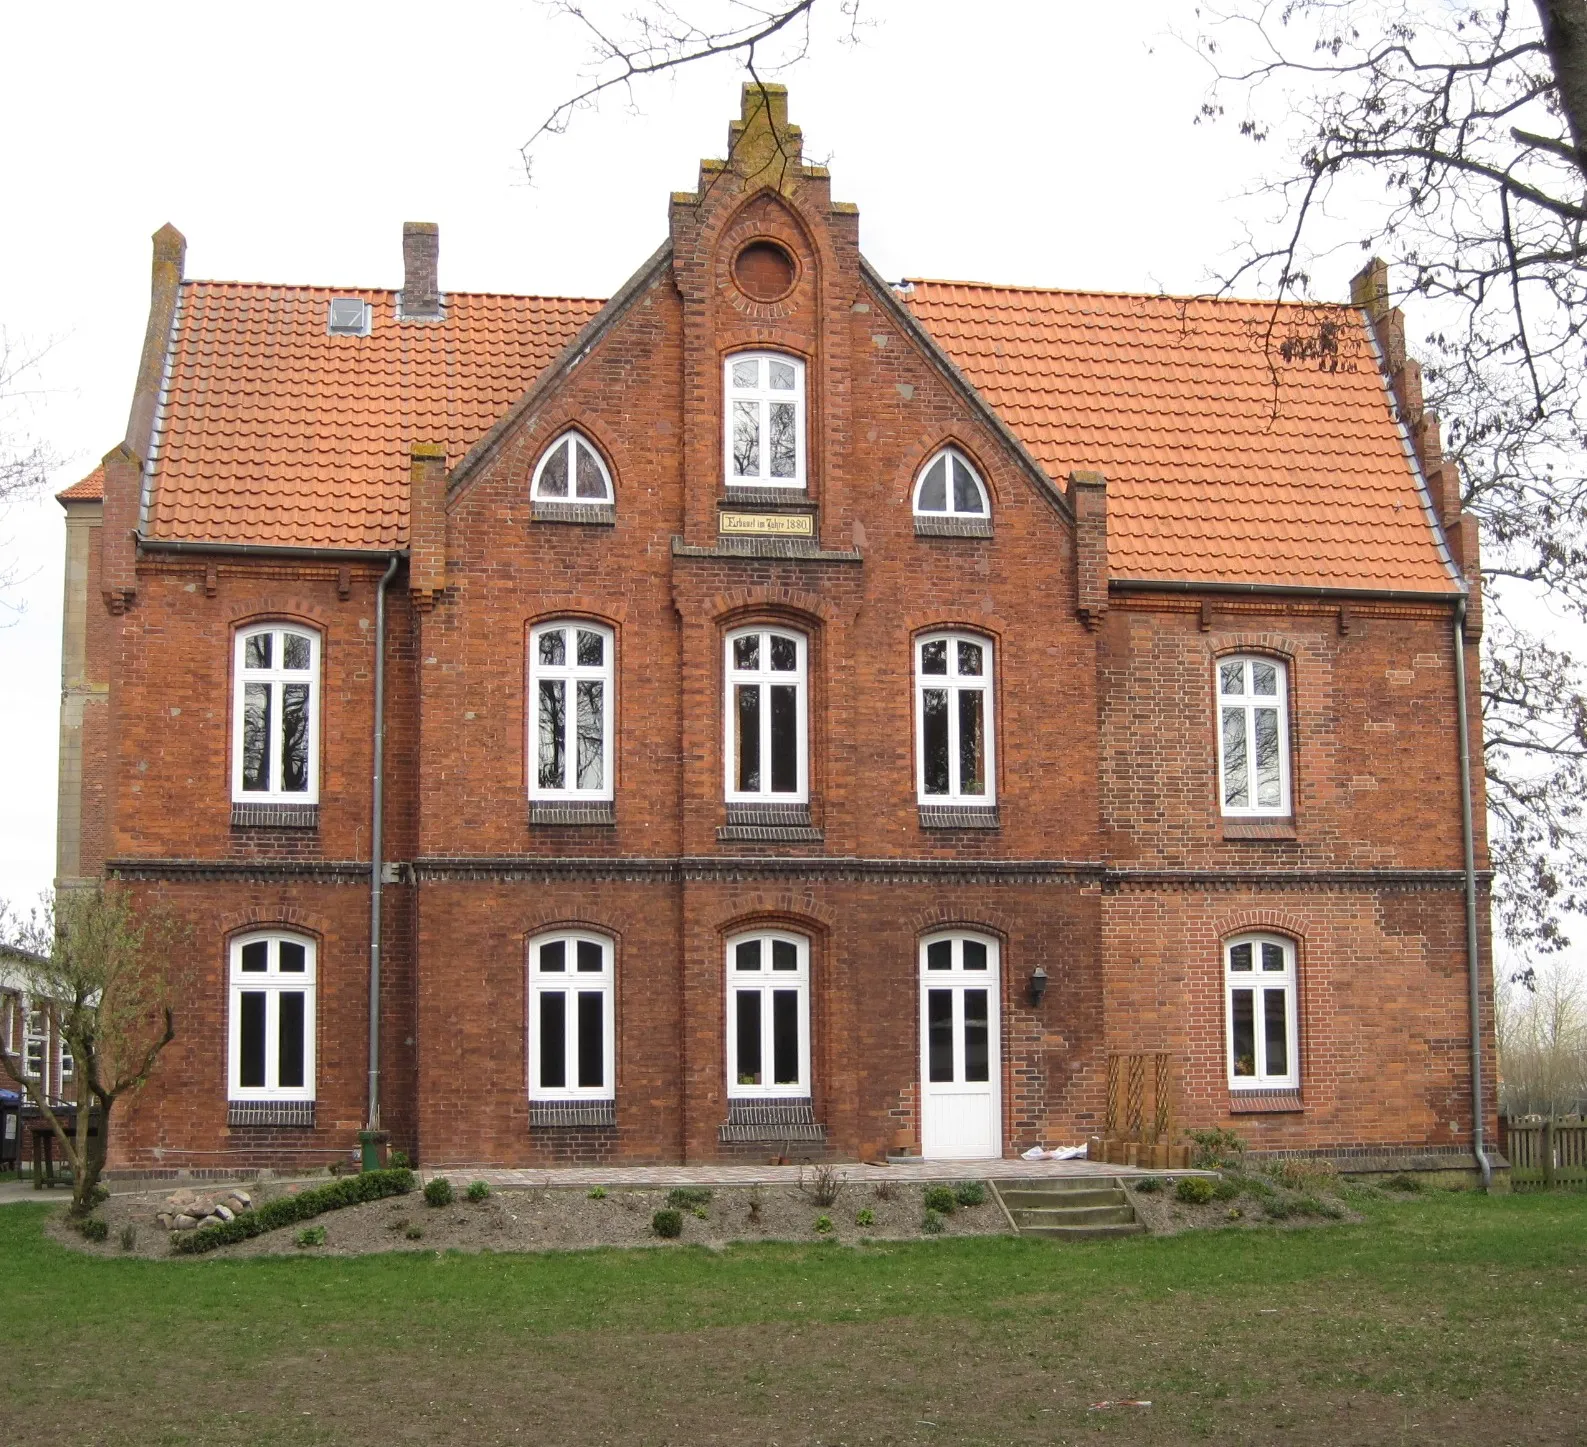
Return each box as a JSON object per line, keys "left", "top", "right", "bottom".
{"left": 233, "top": 626, "right": 320, "bottom": 804}
{"left": 725, "top": 627, "right": 808, "bottom": 803}
{"left": 532, "top": 431, "right": 613, "bottom": 503}
{"left": 1225, "top": 935, "right": 1298, "bottom": 1089}
{"left": 914, "top": 448, "right": 989, "bottom": 519}
{"left": 530, "top": 622, "right": 614, "bottom": 801}
{"left": 228, "top": 933, "right": 316, "bottom": 1105}
{"left": 528, "top": 932, "right": 615, "bottom": 1105}
{"left": 726, "top": 931, "right": 811, "bottom": 1098}
{"left": 1216, "top": 656, "right": 1291, "bottom": 816}
{"left": 725, "top": 353, "right": 805, "bottom": 487}
{"left": 916, "top": 633, "right": 994, "bottom": 803}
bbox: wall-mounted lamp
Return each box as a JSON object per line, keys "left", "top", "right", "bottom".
{"left": 1028, "top": 967, "right": 1049, "bottom": 1007}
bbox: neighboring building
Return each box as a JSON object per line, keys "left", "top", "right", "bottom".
{"left": 0, "top": 944, "right": 76, "bottom": 1109}
{"left": 57, "top": 88, "right": 1496, "bottom": 1174}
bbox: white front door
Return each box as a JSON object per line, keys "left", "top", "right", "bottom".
{"left": 919, "top": 933, "right": 1001, "bottom": 1159}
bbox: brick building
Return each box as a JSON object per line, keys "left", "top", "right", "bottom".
{"left": 56, "top": 87, "right": 1497, "bottom": 1176}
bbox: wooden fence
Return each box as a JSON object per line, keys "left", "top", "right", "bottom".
{"left": 1503, "top": 1116, "right": 1587, "bottom": 1190}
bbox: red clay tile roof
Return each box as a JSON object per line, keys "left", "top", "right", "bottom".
{"left": 904, "top": 281, "right": 1459, "bottom": 593}
{"left": 146, "top": 283, "right": 603, "bottom": 550}
{"left": 57, "top": 464, "right": 105, "bottom": 503}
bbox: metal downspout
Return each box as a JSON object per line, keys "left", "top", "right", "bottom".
{"left": 1453, "top": 596, "right": 1494, "bottom": 1190}
{"left": 367, "top": 553, "right": 400, "bottom": 1134}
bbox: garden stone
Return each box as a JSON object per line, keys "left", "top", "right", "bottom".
{"left": 215, "top": 1204, "right": 235, "bottom": 1222}
{"left": 174, "top": 1214, "right": 198, "bottom": 1230}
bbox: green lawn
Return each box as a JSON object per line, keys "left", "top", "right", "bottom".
{"left": 2, "top": 1189, "right": 1584, "bottom": 1445}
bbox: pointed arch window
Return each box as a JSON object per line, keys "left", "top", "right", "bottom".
{"left": 531, "top": 431, "right": 614, "bottom": 504}
{"left": 914, "top": 448, "right": 989, "bottom": 519}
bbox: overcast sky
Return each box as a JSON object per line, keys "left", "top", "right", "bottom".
{"left": 0, "top": 2, "right": 1530, "bottom": 946}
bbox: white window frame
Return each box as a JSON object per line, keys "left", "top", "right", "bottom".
{"left": 527, "top": 931, "right": 616, "bottom": 1102}
{"left": 529, "top": 621, "right": 616, "bottom": 801}
{"left": 1224, "top": 934, "right": 1299, "bottom": 1090}
{"left": 1215, "top": 654, "right": 1291, "bottom": 817}
{"left": 725, "top": 930, "right": 811, "bottom": 1099}
{"left": 530, "top": 430, "right": 614, "bottom": 503}
{"left": 724, "top": 627, "right": 809, "bottom": 804}
{"left": 232, "top": 624, "right": 322, "bottom": 805}
{"left": 724, "top": 352, "right": 806, "bottom": 488}
{"left": 22, "top": 1000, "right": 47, "bottom": 1084}
{"left": 912, "top": 447, "right": 990, "bottom": 518}
{"left": 227, "top": 932, "right": 317, "bottom": 1103}
{"left": 915, "top": 632, "right": 996, "bottom": 804}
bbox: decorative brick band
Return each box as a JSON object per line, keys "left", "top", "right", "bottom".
{"left": 1228, "top": 1088, "right": 1304, "bottom": 1114}
{"left": 1223, "top": 819, "right": 1298, "bottom": 841}
{"left": 914, "top": 515, "right": 993, "bottom": 539}
{"left": 531, "top": 801, "right": 617, "bottom": 827}
{"left": 918, "top": 804, "right": 1000, "bottom": 830}
{"left": 719, "top": 1097, "right": 826, "bottom": 1143}
{"left": 530, "top": 1099, "right": 617, "bottom": 1128}
{"left": 717, "top": 826, "right": 825, "bottom": 843}
{"left": 230, "top": 803, "right": 318, "bottom": 830}
{"left": 725, "top": 804, "right": 813, "bottom": 827}
{"left": 531, "top": 502, "right": 616, "bottom": 526}
{"left": 227, "top": 1100, "right": 315, "bottom": 1128}
{"left": 672, "top": 536, "right": 862, "bottom": 563}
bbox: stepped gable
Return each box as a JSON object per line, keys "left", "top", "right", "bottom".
{"left": 905, "top": 279, "right": 1459, "bottom": 594}
{"left": 145, "top": 284, "right": 603, "bottom": 551}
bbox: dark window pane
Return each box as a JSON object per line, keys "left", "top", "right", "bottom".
{"left": 283, "top": 633, "right": 311, "bottom": 670}
{"left": 928, "top": 989, "right": 954, "bottom": 1083}
{"left": 958, "top": 689, "right": 986, "bottom": 795}
{"left": 577, "top": 940, "right": 604, "bottom": 973}
{"left": 1255, "top": 708, "right": 1282, "bottom": 808}
{"left": 962, "top": 939, "right": 988, "bottom": 971}
{"left": 577, "top": 991, "right": 604, "bottom": 1088}
{"left": 539, "top": 442, "right": 569, "bottom": 497}
{"left": 956, "top": 640, "right": 984, "bottom": 676}
{"left": 771, "top": 939, "right": 798, "bottom": 971}
{"left": 733, "top": 400, "right": 760, "bottom": 476}
{"left": 539, "top": 940, "right": 567, "bottom": 973}
{"left": 1220, "top": 661, "right": 1245, "bottom": 696}
{"left": 926, "top": 940, "right": 952, "bottom": 971}
{"left": 772, "top": 990, "right": 799, "bottom": 1084}
{"left": 733, "top": 634, "right": 759, "bottom": 670}
{"left": 1222, "top": 708, "right": 1248, "bottom": 807}
{"left": 735, "top": 939, "right": 762, "bottom": 972}
{"left": 769, "top": 685, "right": 797, "bottom": 793}
{"left": 245, "top": 633, "right": 271, "bottom": 670}
{"left": 952, "top": 457, "right": 984, "bottom": 513}
{"left": 278, "top": 992, "right": 306, "bottom": 1088}
{"left": 1252, "top": 662, "right": 1278, "bottom": 696}
{"left": 281, "top": 684, "right": 309, "bottom": 793}
{"left": 736, "top": 685, "right": 761, "bottom": 792}
{"left": 576, "top": 680, "right": 604, "bottom": 791}
{"left": 539, "top": 992, "right": 566, "bottom": 1088}
{"left": 920, "top": 638, "right": 948, "bottom": 674}
{"left": 1261, "top": 943, "right": 1287, "bottom": 973}
{"left": 731, "top": 358, "right": 758, "bottom": 389}
{"left": 922, "top": 689, "right": 949, "bottom": 795}
{"left": 577, "top": 629, "right": 604, "bottom": 667}
{"left": 964, "top": 988, "right": 989, "bottom": 1082}
{"left": 240, "top": 941, "right": 268, "bottom": 973}
{"left": 1263, "top": 989, "right": 1289, "bottom": 1077}
{"left": 769, "top": 634, "right": 797, "bottom": 672}
{"left": 278, "top": 941, "right": 306, "bottom": 973}
{"left": 769, "top": 402, "right": 796, "bottom": 477}
{"left": 242, "top": 683, "right": 271, "bottom": 792}
{"left": 1231, "top": 989, "right": 1255, "bottom": 1076}
{"left": 239, "top": 992, "right": 266, "bottom": 1088}
{"left": 768, "top": 360, "right": 796, "bottom": 390}
{"left": 918, "top": 457, "right": 948, "bottom": 512}
{"left": 538, "top": 629, "right": 566, "bottom": 666}
{"left": 736, "top": 991, "right": 762, "bottom": 1085}
{"left": 538, "top": 679, "right": 566, "bottom": 790}
{"left": 575, "top": 442, "right": 607, "bottom": 499}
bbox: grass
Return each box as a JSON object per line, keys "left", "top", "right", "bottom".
{"left": 1, "top": 1189, "right": 1585, "bottom": 1443}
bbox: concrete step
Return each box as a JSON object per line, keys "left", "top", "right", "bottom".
{"left": 1011, "top": 1203, "right": 1138, "bottom": 1228}
{"left": 1017, "top": 1221, "right": 1146, "bottom": 1241}
{"left": 998, "top": 1186, "right": 1126, "bottom": 1210}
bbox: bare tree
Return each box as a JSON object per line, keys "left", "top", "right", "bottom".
{"left": 1, "top": 887, "right": 187, "bottom": 1217}
{"left": 1497, "top": 955, "right": 1587, "bottom": 1113}
{"left": 0, "top": 329, "right": 57, "bottom": 613}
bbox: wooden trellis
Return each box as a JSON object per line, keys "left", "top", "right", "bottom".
{"left": 1096, "top": 1051, "right": 1190, "bottom": 1168}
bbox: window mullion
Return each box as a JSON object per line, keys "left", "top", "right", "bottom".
{"left": 565, "top": 980, "right": 579, "bottom": 1094}
{"left": 946, "top": 675, "right": 961, "bottom": 798}
{"left": 761, "top": 983, "right": 775, "bottom": 1091}
{"left": 264, "top": 987, "right": 279, "bottom": 1093}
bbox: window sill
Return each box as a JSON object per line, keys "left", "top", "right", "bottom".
{"left": 1228, "top": 1088, "right": 1303, "bottom": 1114}
{"left": 532, "top": 501, "right": 616, "bottom": 526}
{"left": 1222, "top": 818, "right": 1297, "bottom": 841}
{"left": 720, "top": 803, "right": 822, "bottom": 843}
{"left": 719, "top": 1097, "right": 825, "bottom": 1143}
{"left": 228, "top": 1100, "right": 316, "bottom": 1128}
{"left": 530, "top": 800, "right": 616, "bottom": 827}
{"left": 720, "top": 484, "right": 809, "bottom": 507}
{"left": 231, "top": 803, "right": 318, "bottom": 830}
{"left": 914, "top": 515, "right": 993, "bottom": 539}
{"left": 919, "top": 804, "right": 1000, "bottom": 830}
{"left": 530, "top": 1099, "right": 616, "bottom": 1128}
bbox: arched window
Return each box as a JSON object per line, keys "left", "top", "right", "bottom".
{"left": 528, "top": 932, "right": 615, "bottom": 1102}
{"left": 1224, "top": 935, "right": 1298, "bottom": 1089}
{"left": 725, "top": 626, "right": 808, "bottom": 803}
{"left": 233, "top": 624, "right": 321, "bottom": 804}
{"left": 726, "top": 931, "right": 810, "bottom": 1098}
{"left": 913, "top": 448, "right": 989, "bottom": 518}
{"left": 915, "top": 632, "right": 995, "bottom": 803}
{"left": 529, "top": 621, "right": 614, "bottom": 800}
{"left": 725, "top": 352, "right": 805, "bottom": 487}
{"left": 531, "top": 431, "right": 614, "bottom": 503}
{"left": 1216, "top": 656, "right": 1291, "bottom": 816}
{"left": 228, "top": 932, "right": 316, "bottom": 1103}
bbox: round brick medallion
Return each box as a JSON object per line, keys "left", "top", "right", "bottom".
{"left": 732, "top": 241, "right": 797, "bottom": 303}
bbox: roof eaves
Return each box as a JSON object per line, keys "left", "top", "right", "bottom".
{"left": 865, "top": 259, "right": 1073, "bottom": 523}
{"left": 448, "top": 241, "right": 672, "bottom": 498}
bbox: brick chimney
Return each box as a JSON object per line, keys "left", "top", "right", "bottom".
{"left": 401, "top": 222, "right": 442, "bottom": 319}
{"left": 1066, "top": 470, "right": 1108, "bottom": 630}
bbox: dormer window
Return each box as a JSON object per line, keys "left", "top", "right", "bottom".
{"left": 725, "top": 353, "right": 805, "bottom": 488}
{"left": 914, "top": 448, "right": 989, "bottom": 518}
{"left": 532, "top": 432, "right": 614, "bottom": 503}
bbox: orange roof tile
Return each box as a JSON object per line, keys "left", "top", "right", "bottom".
{"left": 904, "top": 281, "right": 1458, "bottom": 593}
{"left": 146, "top": 283, "right": 603, "bottom": 550}
{"left": 57, "top": 464, "right": 105, "bottom": 503}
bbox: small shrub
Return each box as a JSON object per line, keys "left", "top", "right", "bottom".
{"left": 921, "top": 1209, "right": 946, "bottom": 1235}
{"left": 1175, "top": 1176, "right": 1217, "bottom": 1205}
{"left": 424, "top": 1177, "right": 455, "bottom": 1208}
{"left": 652, "top": 1208, "right": 683, "bottom": 1239}
{"left": 691, "top": 1206, "right": 709, "bottom": 1220}
{"left": 172, "top": 1168, "right": 415, "bottom": 1256}
{"left": 953, "top": 1181, "right": 986, "bottom": 1208}
{"left": 386, "top": 1217, "right": 410, "bottom": 1233}
{"left": 1262, "top": 1158, "right": 1341, "bottom": 1193}
{"left": 1225, "top": 1207, "right": 1243, "bottom": 1220}
{"left": 466, "top": 1180, "right": 492, "bottom": 1203}
{"left": 801, "top": 1164, "right": 846, "bottom": 1207}
{"left": 404, "top": 1224, "right": 424, "bottom": 1241}
{"left": 1134, "top": 1176, "right": 1163, "bottom": 1194}
{"left": 1231, "top": 1172, "right": 1276, "bottom": 1199}
{"left": 922, "top": 1185, "right": 957, "bottom": 1215}
{"left": 87, "top": 1184, "right": 110, "bottom": 1209}
{"left": 855, "top": 1206, "right": 876, "bottom": 1227}
{"left": 1186, "top": 1127, "right": 1247, "bottom": 1170}
{"left": 118, "top": 1223, "right": 138, "bottom": 1252}
{"left": 872, "top": 1179, "right": 896, "bottom": 1203}
{"left": 328, "top": 1159, "right": 348, "bottom": 1177}
{"left": 1385, "top": 1173, "right": 1424, "bottom": 1193}
{"left": 814, "top": 1214, "right": 834, "bottom": 1234}
{"left": 387, "top": 1149, "right": 411, "bottom": 1170}
{"left": 667, "top": 1186, "right": 712, "bottom": 1210}
{"left": 1295, "top": 1195, "right": 1344, "bottom": 1220}
{"left": 1265, "top": 1197, "right": 1292, "bottom": 1220}
{"left": 296, "top": 1226, "right": 326, "bottom": 1248}
{"left": 747, "top": 1190, "right": 764, "bottom": 1224}
{"left": 1212, "top": 1177, "right": 1241, "bottom": 1201}
{"left": 77, "top": 1216, "right": 109, "bottom": 1243}
{"left": 587, "top": 1186, "right": 607, "bottom": 1200}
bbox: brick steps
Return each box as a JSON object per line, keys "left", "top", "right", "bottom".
{"left": 991, "top": 1177, "right": 1145, "bottom": 1240}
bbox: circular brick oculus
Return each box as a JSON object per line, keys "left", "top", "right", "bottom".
{"left": 732, "top": 241, "right": 797, "bottom": 303}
